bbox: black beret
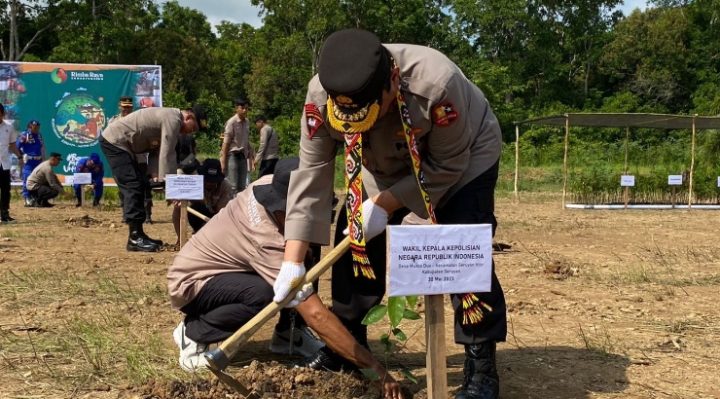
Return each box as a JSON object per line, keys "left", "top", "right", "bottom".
{"left": 319, "top": 29, "right": 392, "bottom": 133}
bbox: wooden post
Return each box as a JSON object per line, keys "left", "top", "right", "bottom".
{"left": 623, "top": 127, "right": 630, "bottom": 174}
{"left": 514, "top": 124, "right": 520, "bottom": 203}
{"left": 623, "top": 186, "right": 629, "bottom": 210}
{"left": 562, "top": 115, "right": 570, "bottom": 208}
{"left": 424, "top": 294, "right": 447, "bottom": 399}
{"left": 688, "top": 115, "right": 697, "bottom": 209}
{"left": 80, "top": 185, "right": 86, "bottom": 207}
{"left": 179, "top": 200, "right": 188, "bottom": 247}
{"left": 672, "top": 186, "right": 676, "bottom": 208}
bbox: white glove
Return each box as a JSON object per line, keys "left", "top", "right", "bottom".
{"left": 273, "top": 261, "right": 306, "bottom": 303}
{"left": 285, "top": 283, "right": 314, "bottom": 308}
{"left": 343, "top": 198, "right": 390, "bottom": 241}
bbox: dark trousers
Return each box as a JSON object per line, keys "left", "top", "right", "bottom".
{"left": 100, "top": 137, "right": 147, "bottom": 224}
{"left": 0, "top": 167, "right": 10, "bottom": 212}
{"left": 29, "top": 186, "right": 60, "bottom": 202}
{"left": 21, "top": 159, "right": 41, "bottom": 199}
{"left": 181, "top": 272, "right": 275, "bottom": 344}
{"left": 331, "top": 161, "right": 506, "bottom": 345}
{"left": 258, "top": 158, "right": 278, "bottom": 178}
{"left": 74, "top": 174, "right": 104, "bottom": 203}
{"left": 227, "top": 152, "right": 247, "bottom": 193}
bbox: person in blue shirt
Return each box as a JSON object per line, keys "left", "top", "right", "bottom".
{"left": 73, "top": 153, "right": 104, "bottom": 207}
{"left": 16, "top": 120, "right": 44, "bottom": 207}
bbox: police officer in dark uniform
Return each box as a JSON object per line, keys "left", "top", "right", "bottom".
{"left": 275, "top": 29, "right": 505, "bottom": 399}
{"left": 16, "top": 120, "right": 44, "bottom": 207}
{"left": 73, "top": 153, "right": 104, "bottom": 206}
{"left": 100, "top": 105, "right": 206, "bottom": 252}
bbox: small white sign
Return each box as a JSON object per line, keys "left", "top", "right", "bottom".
{"left": 668, "top": 175, "right": 683, "bottom": 186}
{"left": 387, "top": 224, "right": 493, "bottom": 296}
{"left": 166, "top": 174, "right": 204, "bottom": 200}
{"left": 717, "top": 176, "right": 720, "bottom": 188}
{"left": 64, "top": 176, "right": 73, "bottom": 185}
{"left": 620, "top": 175, "right": 635, "bottom": 187}
{"left": 73, "top": 172, "right": 92, "bottom": 185}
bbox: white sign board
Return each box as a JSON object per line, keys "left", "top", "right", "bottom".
{"left": 73, "top": 172, "right": 92, "bottom": 185}
{"left": 64, "top": 176, "right": 73, "bottom": 185}
{"left": 387, "top": 224, "right": 493, "bottom": 296}
{"left": 620, "top": 175, "right": 635, "bottom": 187}
{"left": 668, "top": 175, "right": 683, "bottom": 186}
{"left": 717, "top": 176, "right": 720, "bottom": 188}
{"left": 165, "top": 174, "right": 204, "bottom": 200}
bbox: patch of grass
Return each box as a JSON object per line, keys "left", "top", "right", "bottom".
{"left": 577, "top": 323, "right": 618, "bottom": 357}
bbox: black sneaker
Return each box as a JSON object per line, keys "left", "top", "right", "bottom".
{"left": 126, "top": 235, "right": 160, "bottom": 252}
{"left": 455, "top": 343, "right": 499, "bottom": 399}
{"left": 296, "top": 347, "right": 358, "bottom": 373}
{"left": 25, "top": 198, "right": 36, "bottom": 207}
{"left": 1, "top": 214, "right": 15, "bottom": 222}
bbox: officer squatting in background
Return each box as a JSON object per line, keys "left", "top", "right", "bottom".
{"left": 73, "top": 153, "right": 104, "bottom": 207}
{"left": 26, "top": 152, "right": 63, "bottom": 207}
{"left": 275, "top": 29, "right": 505, "bottom": 399}
{"left": 16, "top": 120, "right": 45, "bottom": 207}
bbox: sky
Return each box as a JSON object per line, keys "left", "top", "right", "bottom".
{"left": 173, "top": 0, "right": 650, "bottom": 31}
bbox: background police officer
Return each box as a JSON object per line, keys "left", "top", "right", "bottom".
{"left": 73, "top": 153, "right": 104, "bottom": 207}
{"left": 16, "top": 120, "right": 44, "bottom": 207}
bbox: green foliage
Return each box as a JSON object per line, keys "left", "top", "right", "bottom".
{"left": 362, "top": 295, "right": 419, "bottom": 385}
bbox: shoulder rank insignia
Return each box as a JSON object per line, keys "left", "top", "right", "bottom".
{"left": 304, "top": 103, "right": 324, "bottom": 139}
{"left": 432, "top": 102, "right": 458, "bottom": 127}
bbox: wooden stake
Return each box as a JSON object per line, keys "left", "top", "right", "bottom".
{"left": 514, "top": 124, "right": 520, "bottom": 203}
{"left": 623, "top": 127, "right": 630, "bottom": 174}
{"left": 425, "top": 294, "right": 447, "bottom": 399}
{"left": 80, "top": 185, "right": 86, "bottom": 207}
{"left": 623, "top": 186, "right": 629, "bottom": 210}
{"left": 179, "top": 200, "right": 188, "bottom": 247}
{"left": 562, "top": 115, "right": 570, "bottom": 208}
{"left": 689, "top": 115, "right": 697, "bottom": 209}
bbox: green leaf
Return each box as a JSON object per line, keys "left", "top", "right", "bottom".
{"left": 392, "top": 328, "right": 407, "bottom": 341}
{"left": 380, "top": 333, "right": 394, "bottom": 352}
{"left": 359, "top": 368, "right": 380, "bottom": 381}
{"left": 388, "top": 296, "right": 407, "bottom": 328}
{"left": 400, "top": 366, "right": 418, "bottom": 384}
{"left": 406, "top": 295, "right": 418, "bottom": 309}
{"left": 361, "top": 305, "right": 387, "bottom": 325}
{"left": 403, "top": 309, "right": 421, "bottom": 320}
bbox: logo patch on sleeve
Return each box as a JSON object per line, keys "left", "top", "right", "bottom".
{"left": 304, "top": 103, "right": 324, "bottom": 139}
{"left": 432, "top": 103, "right": 458, "bottom": 127}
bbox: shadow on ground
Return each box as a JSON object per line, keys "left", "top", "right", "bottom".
{"left": 384, "top": 346, "right": 629, "bottom": 399}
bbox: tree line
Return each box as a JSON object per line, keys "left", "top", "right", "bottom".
{"left": 2, "top": 0, "right": 719, "bottom": 155}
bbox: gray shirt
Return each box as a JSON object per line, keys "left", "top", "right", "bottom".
{"left": 255, "top": 124, "right": 279, "bottom": 162}
{"left": 27, "top": 160, "right": 63, "bottom": 193}
{"left": 285, "top": 44, "right": 502, "bottom": 245}
{"left": 102, "top": 107, "right": 184, "bottom": 177}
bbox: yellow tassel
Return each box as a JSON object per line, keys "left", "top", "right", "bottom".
{"left": 327, "top": 97, "right": 380, "bottom": 134}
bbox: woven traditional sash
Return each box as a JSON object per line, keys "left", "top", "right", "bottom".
{"left": 343, "top": 132, "right": 375, "bottom": 279}
{"left": 396, "top": 91, "right": 492, "bottom": 325}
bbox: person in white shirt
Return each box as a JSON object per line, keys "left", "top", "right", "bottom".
{"left": 0, "top": 104, "right": 23, "bottom": 222}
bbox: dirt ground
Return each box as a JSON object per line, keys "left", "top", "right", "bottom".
{"left": 1, "top": 192, "right": 719, "bottom": 399}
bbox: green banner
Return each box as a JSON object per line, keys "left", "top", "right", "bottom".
{"left": 0, "top": 62, "right": 162, "bottom": 178}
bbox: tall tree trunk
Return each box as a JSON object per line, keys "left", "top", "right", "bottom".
{"left": 9, "top": 0, "right": 17, "bottom": 60}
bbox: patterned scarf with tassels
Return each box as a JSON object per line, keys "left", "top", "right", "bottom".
{"left": 396, "top": 91, "right": 493, "bottom": 326}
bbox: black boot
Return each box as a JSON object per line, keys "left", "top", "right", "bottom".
{"left": 1, "top": 210, "right": 15, "bottom": 222}
{"left": 127, "top": 223, "right": 160, "bottom": 252}
{"left": 455, "top": 342, "right": 499, "bottom": 399}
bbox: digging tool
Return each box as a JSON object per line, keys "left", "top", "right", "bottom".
{"left": 204, "top": 236, "right": 351, "bottom": 396}
{"left": 186, "top": 205, "right": 210, "bottom": 222}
